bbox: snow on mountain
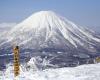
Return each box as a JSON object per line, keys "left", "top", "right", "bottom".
{"left": 0, "top": 59, "right": 100, "bottom": 80}
{"left": 2, "top": 11, "right": 99, "bottom": 53}
{"left": 0, "top": 11, "right": 100, "bottom": 69}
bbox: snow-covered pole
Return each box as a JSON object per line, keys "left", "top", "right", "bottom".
{"left": 13, "top": 46, "right": 20, "bottom": 77}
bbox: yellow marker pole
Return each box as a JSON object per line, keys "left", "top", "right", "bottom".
{"left": 96, "top": 57, "right": 100, "bottom": 63}
{"left": 13, "top": 46, "right": 20, "bottom": 77}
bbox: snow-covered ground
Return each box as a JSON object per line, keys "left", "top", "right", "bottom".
{"left": 0, "top": 63, "right": 100, "bottom": 80}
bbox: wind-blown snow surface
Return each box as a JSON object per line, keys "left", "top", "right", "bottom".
{"left": 0, "top": 61, "right": 100, "bottom": 80}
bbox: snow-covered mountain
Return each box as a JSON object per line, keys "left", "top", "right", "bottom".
{"left": 0, "top": 11, "right": 100, "bottom": 68}
{"left": 3, "top": 11, "right": 100, "bottom": 51}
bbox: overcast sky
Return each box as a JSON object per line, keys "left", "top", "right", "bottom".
{"left": 0, "top": 0, "right": 100, "bottom": 32}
